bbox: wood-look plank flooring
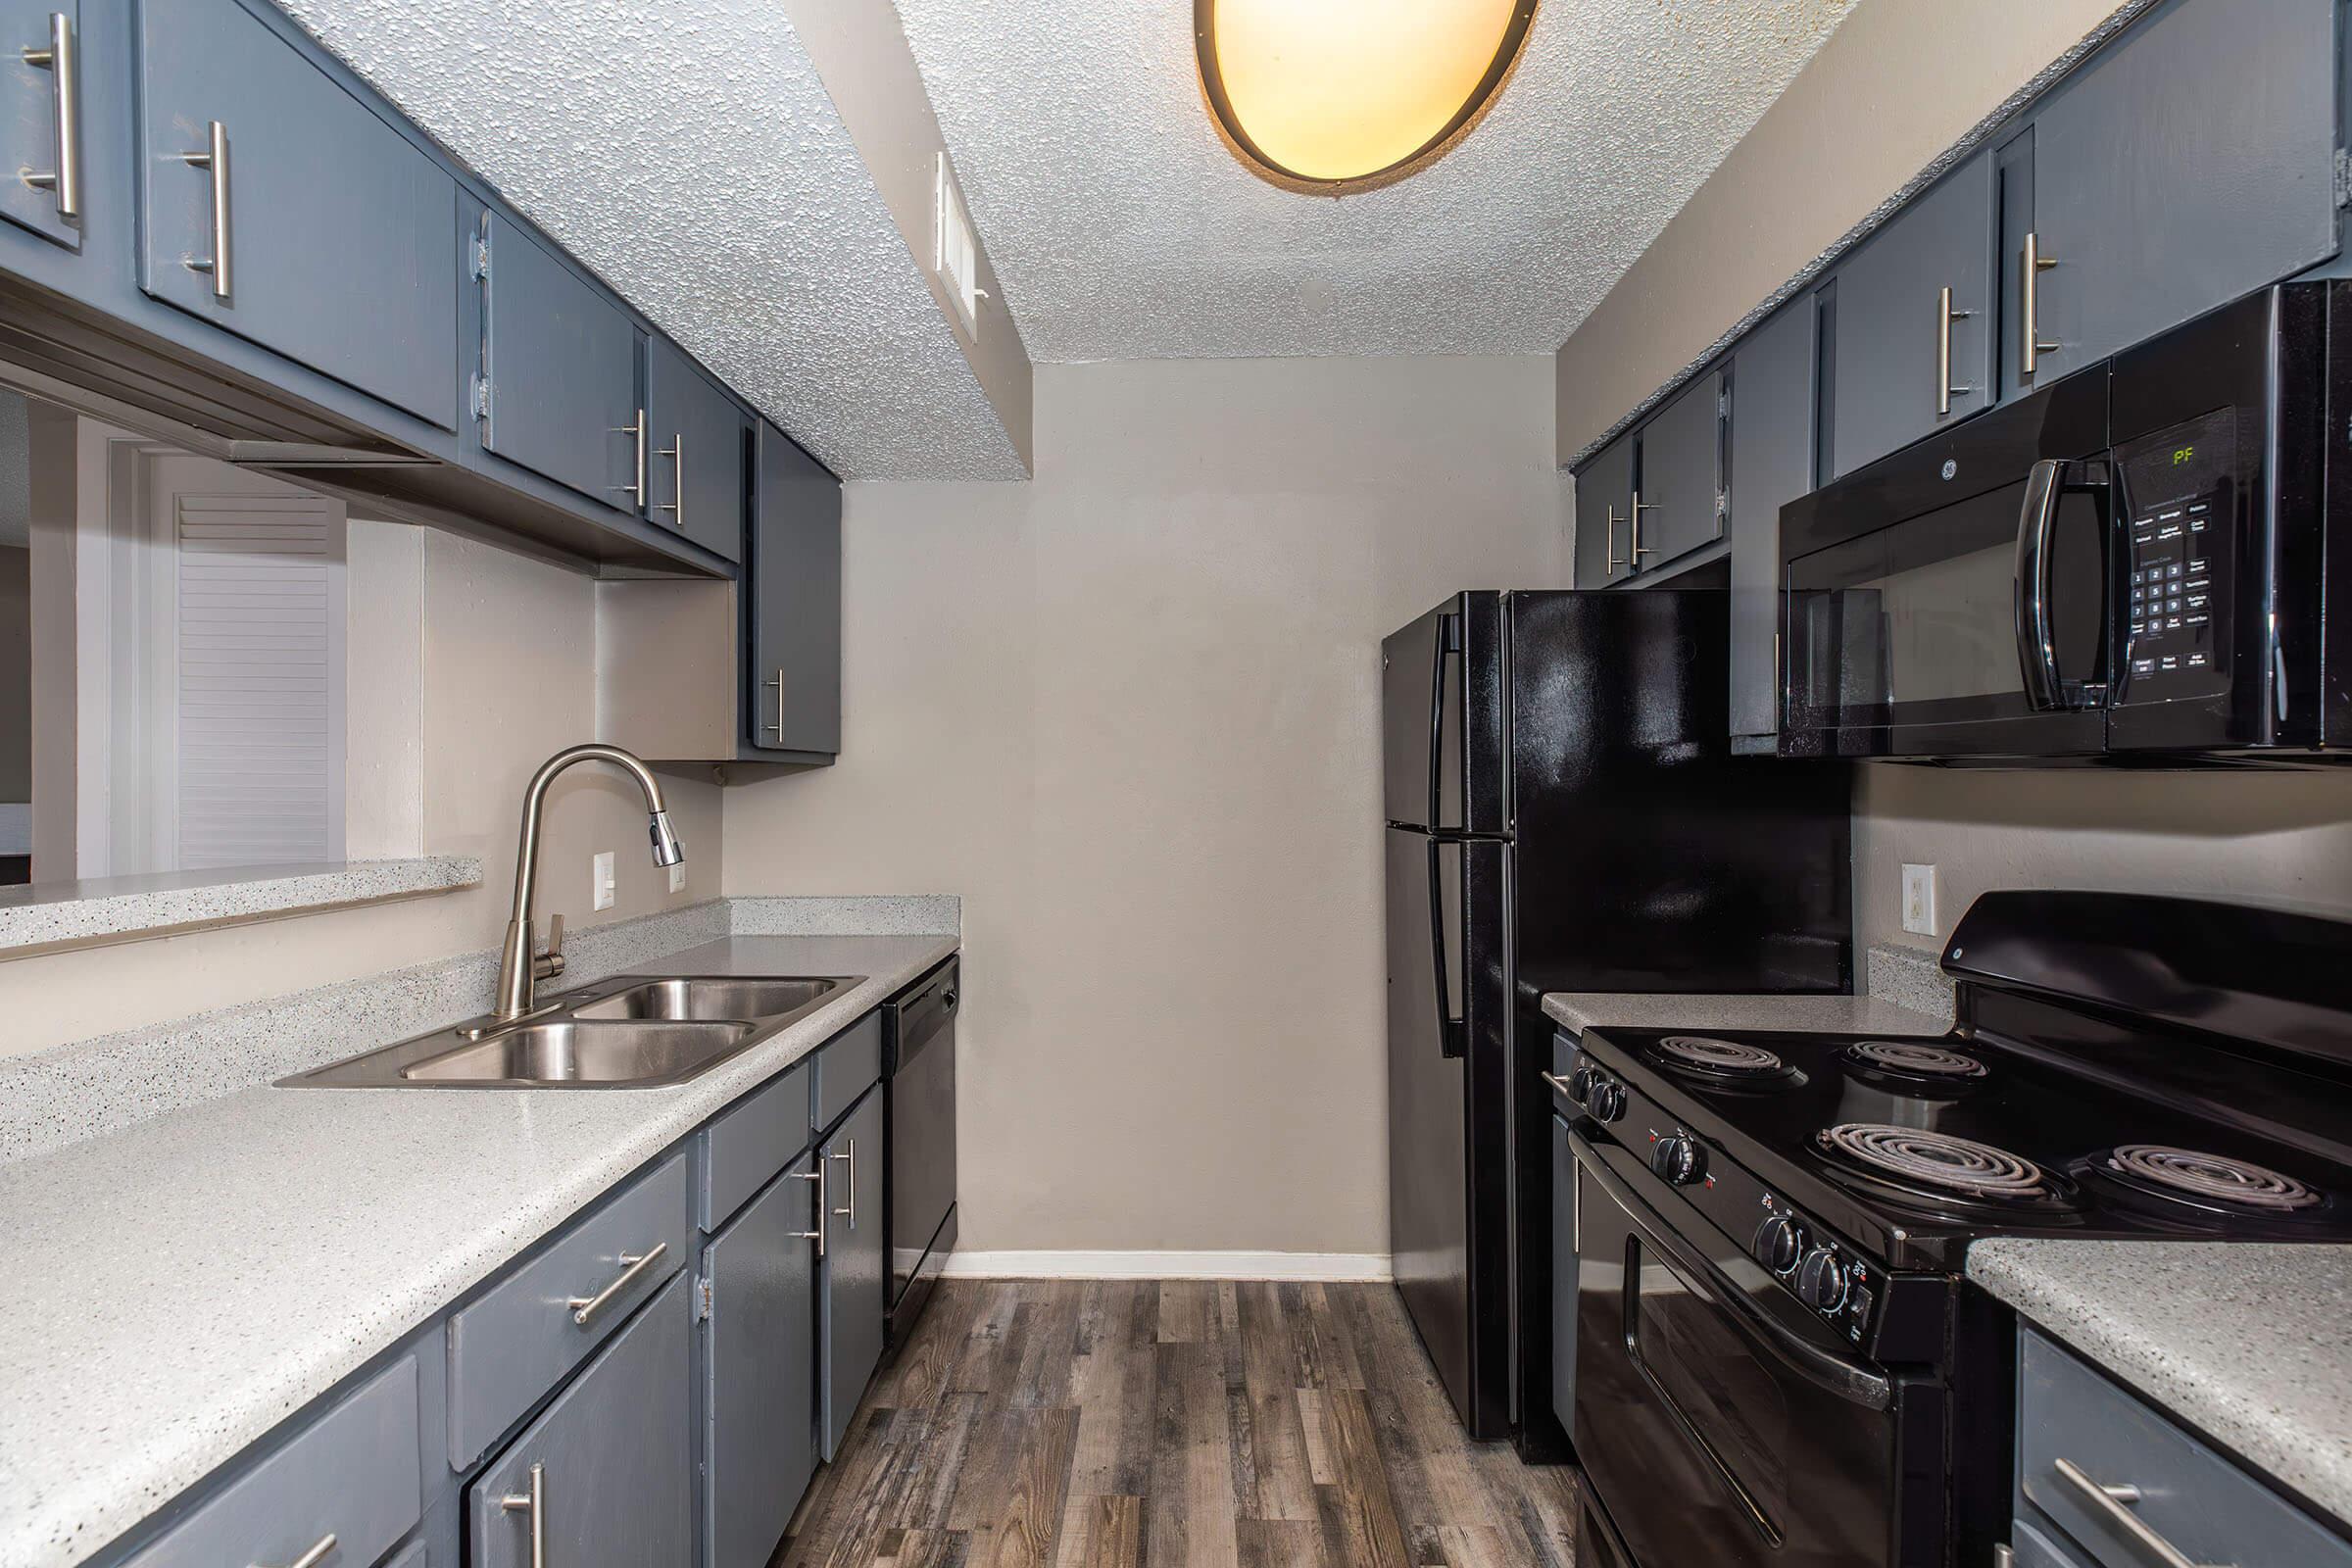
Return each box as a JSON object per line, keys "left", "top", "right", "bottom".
{"left": 775, "top": 1280, "right": 1580, "bottom": 1568}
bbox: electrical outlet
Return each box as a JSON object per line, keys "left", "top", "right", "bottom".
{"left": 668, "top": 861, "right": 687, "bottom": 895}
{"left": 1901, "top": 863, "right": 1937, "bottom": 937}
{"left": 592, "top": 851, "right": 615, "bottom": 912}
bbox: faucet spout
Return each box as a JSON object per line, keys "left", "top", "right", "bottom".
{"left": 493, "top": 743, "right": 685, "bottom": 1023}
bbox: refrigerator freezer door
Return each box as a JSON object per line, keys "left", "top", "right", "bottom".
{"left": 1381, "top": 594, "right": 1507, "bottom": 835}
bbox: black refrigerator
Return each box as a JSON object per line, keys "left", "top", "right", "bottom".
{"left": 1383, "top": 590, "right": 1850, "bottom": 1449}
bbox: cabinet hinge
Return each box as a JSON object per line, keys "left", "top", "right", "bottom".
{"left": 697, "top": 1275, "right": 713, "bottom": 1321}
{"left": 1715, "top": 489, "right": 1729, "bottom": 517}
{"left": 2335, "top": 148, "right": 2352, "bottom": 210}
{"left": 471, "top": 375, "right": 491, "bottom": 420}
{"left": 471, "top": 233, "right": 490, "bottom": 280}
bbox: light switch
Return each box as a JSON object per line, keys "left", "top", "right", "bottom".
{"left": 1900, "top": 863, "right": 1937, "bottom": 937}
{"left": 592, "top": 851, "right": 615, "bottom": 911}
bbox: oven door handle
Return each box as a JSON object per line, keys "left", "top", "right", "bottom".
{"left": 1570, "top": 1129, "right": 1892, "bottom": 1411}
{"left": 2014, "top": 457, "right": 2111, "bottom": 711}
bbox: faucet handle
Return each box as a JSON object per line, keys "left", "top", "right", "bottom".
{"left": 534, "top": 913, "right": 567, "bottom": 982}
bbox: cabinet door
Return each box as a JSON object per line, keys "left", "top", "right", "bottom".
{"left": 1634, "top": 368, "right": 1722, "bottom": 565}
{"left": 645, "top": 336, "right": 745, "bottom": 563}
{"left": 747, "top": 420, "right": 842, "bottom": 756}
{"left": 702, "top": 1153, "right": 819, "bottom": 1568}
{"left": 469, "top": 1272, "right": 692, "bottom": 1568}
{"left": 480, "top": 212, "right": 639, "bottom": 507}
{"left": 1573, "top": 432, "right": 1635, "bottom": 587}
{"left": 0, "top": 0, "right": 79, "bottom": 249}
{"left": 1727, "top": 299, "right": 1815, "bottom": 740}
{"left": 819, "top": 1086, "right": 885, "bottom": 1459}
{"left": 1828, "top": 152, "right": 1993, "bottom": 477}
{"left": 2027, "top": 0, "right": 2338, "bottom": 387}
{"left": 138, "top": 0, "right": 458, "bottom": 428}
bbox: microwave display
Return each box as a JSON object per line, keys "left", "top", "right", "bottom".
{"left": 2116, "top": 410, "right": 2234, "bottom": 706}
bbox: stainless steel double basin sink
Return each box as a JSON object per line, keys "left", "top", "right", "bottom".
{"left": 281, "top": 975, "right": 864, "bottom": 1089}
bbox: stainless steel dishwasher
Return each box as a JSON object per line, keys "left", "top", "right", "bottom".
{"left": 882, "top": 956, "right": 957, "bottom": 1349}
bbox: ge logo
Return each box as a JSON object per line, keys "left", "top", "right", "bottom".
{"left": 1940, "top": 460, "right": 1958, "bottom": 481}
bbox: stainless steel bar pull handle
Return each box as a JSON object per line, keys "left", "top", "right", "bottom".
{"left": 251, "top": 1534, "right": 338, "bottom": 1568}
{"left": 612, "top": 409, "right": 646, "bottom": 507}
{"left": 1936, "top": 285, "right": 1973, "bottom": 416}
{"left": 790, "top": 1163, "right": 826, "bottom": 1257}
{"left": 2022, "top": 231, "right": 2059, "bottom": 375}
{"left": 565, "top": 1241, "right": 666, "bottom": 1327}
{"left": 501, "top": 1462, "right": 547, "bottom": 1568}
{"left": 1539, "top": 1071, "right": 1576, "bottom": 1096}
{"left": 1603, "top": 506, "right": 1627, "bottom": 571}
{"left": 657, "top": 430, "right": 683, "bottom": 525}
{"left": 177, "top": 120, "right": 230, "bottom": 299}
{"left": 831, "top": 1139, "right": 857, "bottom": 1226}
{"left": 1630, "top": 491, "right": 1656, "bottom": 560}
{"left": 21, "top": 12, "right": 79, "bottom": 220}
{"left": 763, "top": 667, "right": 786, "bottom": 739}
{"left": 2051, "top": 1457, "right": 2230, "bottom": 1568}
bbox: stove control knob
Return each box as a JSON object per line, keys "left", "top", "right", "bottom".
{"left": 1651, "top": 1134, "right": 1706, "bottom": 1186}
{"left": 1752, "top": 1215, "right": 1805, "bottom": 1276}
{"left": 1796, "top": 1247, "right": 1850, "bottom": 1314}
{"left": 1585, "top": 1078, "right": 1625, "bottom": 1124}
{"left": 1566, "top": 1066, "right": 1595, "bottom": 1105}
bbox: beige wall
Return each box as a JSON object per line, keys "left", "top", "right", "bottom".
{"left": 1554, "top": 0, "right": 2127, "bottom": 462}
{"left": 722, "top": 355, "right": 1568, "bottom": 1254}
{"left": 0, "top": 526, "right": 720, "bottom": 1057}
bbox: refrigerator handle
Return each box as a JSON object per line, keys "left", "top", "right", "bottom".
{"left": 1424, "top": 614, "right": 1451, "bottom": 830}
{"left": 1428, "top": 838, "right": 1465, "bottom": 1059}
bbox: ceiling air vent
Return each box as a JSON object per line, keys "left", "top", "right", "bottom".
{"left": 933, "top": 152, "right": 983, "bottom": 335}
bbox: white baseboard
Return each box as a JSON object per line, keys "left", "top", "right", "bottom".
{"left": 939, "top": 1250, "right": 1393, "bottom": 1283}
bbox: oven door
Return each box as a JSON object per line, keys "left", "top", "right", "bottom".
{"left": 1779, "top": 368, "right": 2113, "bottom": 760}
{"left": 1569, "top": 1130, "right": 1913, "bottom": 1568}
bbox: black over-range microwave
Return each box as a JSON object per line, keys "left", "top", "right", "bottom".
{"left": 1779, "top": 282, "right": 2352, "bottom": 763}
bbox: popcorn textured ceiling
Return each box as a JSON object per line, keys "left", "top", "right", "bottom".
{"left": 893, "top": 0, "right": 1858, "bottom": 361}
{"left": 272, "top": 0, "right": 1027, "bottom": 480}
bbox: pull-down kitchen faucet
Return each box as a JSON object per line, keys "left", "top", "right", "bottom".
{"left": 493, "top": 743, "right": 684, "bottom": 1022}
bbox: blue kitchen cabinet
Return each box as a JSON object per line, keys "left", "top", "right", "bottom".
{"left": 643, "top": 333, "right": 746, "bottom": 563}
{"left": 1827, "top": 151, "right": 1994, "bottom": 478}
{"left": 1573, "top": 430, "right": 1635, "bottom": 588}
{"left": 135, "top": 0, "right": 460, "bottom": 429}
{"left": 1726, "top": 296, "right": 1816, "bottom": 745}
{"left": 1634, "top": 367, "right": 1724, "bottom": 566}
{"left": 746, "top": 419, "right": 842, "bottom": 758}
{"left": 478, "top": 210, "right": 642, "bottom": 511}
{"left": 467, "top": 1273, "right": 694, "bottom": 1568}
{"left": 701, "top": 1150, "right": 821, "bottom": 1568}
{"left": 2018, "top": 0, "right": 2339, "bottom": 390}
{"left": 0, "top": 0, "right": 80, "bottom": 249}
{"left": 819, "top": 1083, "right": 886, "bottom": 1459}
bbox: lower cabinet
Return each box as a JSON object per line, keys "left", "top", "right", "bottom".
{"left": 701, "top": 1151, "right": 821, "bottom": 1568}
{"left": 468, "top": 1273, "right": 693, "bottom": 1568}
{"left": 821, "top": 1084, "right": 887, "bottom": 1459}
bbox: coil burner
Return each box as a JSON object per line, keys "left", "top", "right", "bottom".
{"left": 1647, "top": 1035, "right": 1795, "bottom": 1087}
{"left": 1818, "top": 1123, "right": 2055, "bottom": 1204}
{"left": 1844, "top": 1040, "right": 1988, "bottom": 1081}
{"left": 2105, "top": 1145, "right": 2324, "bottom": 1213}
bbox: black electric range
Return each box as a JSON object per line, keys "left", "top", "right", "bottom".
{"left": 1555, "top": 890, "right": 2352, "bottom": 1568}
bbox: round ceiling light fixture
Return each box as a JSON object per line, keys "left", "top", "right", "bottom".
{"left": 1196, "top": 0, "right": 1538, "bottom": 193}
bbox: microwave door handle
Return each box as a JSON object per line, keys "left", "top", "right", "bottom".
{"left": 1569, "top": 1128, "right": 1892, "bottom": 1411}
{"left": 2015, "top": 459, "right": 2068, "bottom": 710}
{"left": 1428, "top": 838, "right": 1464, "bottom": 1059}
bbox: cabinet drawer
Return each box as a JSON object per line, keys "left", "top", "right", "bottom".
{"left": 703, "top": 1057, "right": 814, "bottom": 1231}
{"left": 468, "top": 1272, "right": 693, "bottom": 1568}
{"left": 126, "top": 1355, "right": 419, "bottom": 1568}
{"left": 814, "top": 1012, "right": 882, "bottom": 1135}
{"left": 2018, "top": 1328, "right": 2352, "bottom": 1568}
{"left": 448, "top": 1152, "right": 688, "bottom": 1466}
{"left": 2010, "top": 1514, "right": 2095, "bottom": 1568}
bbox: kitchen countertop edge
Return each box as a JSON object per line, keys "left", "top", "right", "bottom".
{"left": 1541, "top": 989, "right": 1951, "bottom": 1038}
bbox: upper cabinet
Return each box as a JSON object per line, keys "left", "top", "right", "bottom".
{"left": 478, "top": 212, "right": 640, "bottom": 510}
{"left": 1635, "top": 368, "right": 1724, "bottom": 565}
{"left": 1827, "top": 153, "right": 1993, "bottom": 478}
{"left": 2018, "top": 0, "right": 2339, "bottom": 391}
{"left": 748, "top": 419, "right": 842, "bottom": 759}
{"left": 644, "top": 335, "right": 746, "bottom": 564}
{"left": 137, "top": 0, "right": 460, "bottom": 429}
{"left": 1573, "top": 431, "right": 1634, "bottom": 588}
{"left": 1727, "top": 298, "right": 1816, "bottom": 744}
{"left": 0, "top": 0, "right": 81, "bottom": 249}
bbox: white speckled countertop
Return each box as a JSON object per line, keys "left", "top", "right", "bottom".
{"left": 1542, "top": 989, "right": 1949, "bottom": 1038}
{"left": 0, "top": 932, "right": 956, "bottom": 1568}
{"left": 1969, "top": 1240, "right": 2352, "bottom": 1530}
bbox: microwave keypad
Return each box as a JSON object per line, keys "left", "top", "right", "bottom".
{"left": 2124, "top": 491, "right": 2230, "bottom": 700}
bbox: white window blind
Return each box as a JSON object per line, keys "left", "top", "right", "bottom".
{"left": 172, "top": 494, "right": 345, "bottom": 870}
